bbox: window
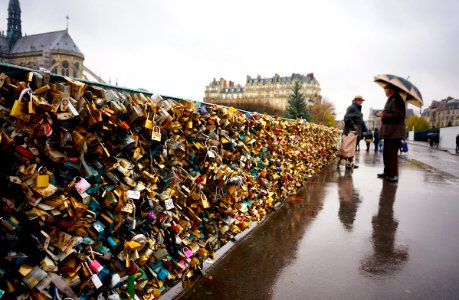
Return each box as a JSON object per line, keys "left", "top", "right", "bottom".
{"left": 61, "top": 60, "right": 70, "bottom": 76}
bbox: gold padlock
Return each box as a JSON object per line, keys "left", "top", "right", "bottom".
{"left": 145, "top": 119, "right": 153, "bottom": 129}
{"left": 199, "top": 192, "right": 210, "bottom": 209}
{"left": 28, "top": 95, "right": 36, "bottom": 115}
{"left": 144, "top": 111, "right": 153, "bottom": 129}
{"left": 151, "top": 126, "right": 162, "bottom": 141}
{"left": 36, "top": 167, "right": 50, "bottom": 188}
{"left": 121, "top": 199, "right": 135, "bottom": 214}
{"left": 10, "top": 99, "right": 30, "bottom": 122}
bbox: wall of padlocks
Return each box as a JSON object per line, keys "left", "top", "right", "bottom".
{"left": 0, "top": 65, "right": 339, "bottom": 299}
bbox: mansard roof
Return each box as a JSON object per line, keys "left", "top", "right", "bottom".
{"left": 10, "top": 30, "right": 83, "bottom": 56}
{"left": 247, "top": 73, "right": 318, "bottom": 84}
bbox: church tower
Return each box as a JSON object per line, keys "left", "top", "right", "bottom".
{"left": 7, "top": 0, "right": 22, "bottom": 47}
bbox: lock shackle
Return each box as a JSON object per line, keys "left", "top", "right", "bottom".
{"left": 37, "top": 166, "right": 47, "bottom": 175}
{"left": 19, "top": 87, "right": 33, "bottom": 101}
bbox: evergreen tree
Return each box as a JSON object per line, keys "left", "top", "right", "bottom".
{"left": 283, "top": 81, "right": 310, "bottom": 120}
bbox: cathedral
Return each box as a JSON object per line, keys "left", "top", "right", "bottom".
{"left": 0, "top": 0, "right": 85, "bottom": 78}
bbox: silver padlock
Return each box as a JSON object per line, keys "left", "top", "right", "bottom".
{"left": 85, "top": 261, "right": 103, "bottom": 289}
{"left": 206, "top": 146, "right": 218, "bottom": 160}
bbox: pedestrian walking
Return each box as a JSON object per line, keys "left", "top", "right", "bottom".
{"left": 377, "top": 85, "right": 406, "bottom": 182}
{"left": 456, "top": 134, "right": 459, "bottom": 154}
{"left": 373, "top": 128, "right": 380, "bottom": 152}
{"left": 365, "top": 130, "right": 373, "bottom": 152}
{"left": 343, "top": 95, "right": 367, "bottom": 169}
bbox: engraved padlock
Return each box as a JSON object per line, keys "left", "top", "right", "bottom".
{"left": 164, "top": 198, "right": 175, "bottom": 210}
{"left": 36, "top": 166, "right": 50, "bottom": 188}
{"left": 151, "top": 126, "right": 162, "bottom": 142}
{"left": 121, "top": 199, "right": 135, "bottom": 214}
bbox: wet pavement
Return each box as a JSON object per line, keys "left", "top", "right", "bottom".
{"left": 176, "top": 146, "right": 459, "bottom": 300}
{"left": 405, "top": 141, "right": 459, "bottom": 178}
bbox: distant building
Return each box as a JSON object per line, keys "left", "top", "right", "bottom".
{"left": 204, "top": 73, "right": 321, "bottom": 116}
{"left": 366, "top": 107, "right": 414, "bottom": 131}
{"left": 0, "top": 0, "right": 85, "bottom": 78}
{"left": 367, "top": 108, "right": 383, "bottom": 130}
{"left": 422, "top": 97, "right": 459, "bottom": 128}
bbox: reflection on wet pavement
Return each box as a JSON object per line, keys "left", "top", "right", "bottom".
{"left": 337, "top": 168, "right": 361, "bottom": 231}
{"left": 360, "top": 181, "right": 408, "bottom": 277}
{"left": 178, "top": 150, "right": 459, "bottom": 300}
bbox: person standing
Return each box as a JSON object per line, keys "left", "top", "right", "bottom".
{"left": 343, "top": 95, "right": 366, "bottom": 169}
{"left": 377, "top": 86, "right": 406, "bottom": 182}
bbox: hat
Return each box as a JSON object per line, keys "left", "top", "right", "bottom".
{"left": 353, "top": 95, "right": 365, "bottom": 101}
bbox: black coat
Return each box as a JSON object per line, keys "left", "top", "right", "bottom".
{"left": 344, "top": 102, "right": 364, "bottom": 139}
{"left": 380, "top": 93, "right": 406, "bottom": 139}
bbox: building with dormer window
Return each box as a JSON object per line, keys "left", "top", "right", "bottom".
{"left": 0, "top": 0, "right": 85, "bottom": 78}
{"left": 422, "top": 97, "right": 459, "bottom": 128}
{"left": 204, "top": 73, "right": 321, "bottom": 115}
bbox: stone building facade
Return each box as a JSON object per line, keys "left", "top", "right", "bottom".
{"left": 0, "top": 0, "right": 85, "bottom": 78}
{"left": 204, "top": 73, "right": 321, "bottom": 116}
{"left": 422, "top": 97, "right": 459, "bottom": 128}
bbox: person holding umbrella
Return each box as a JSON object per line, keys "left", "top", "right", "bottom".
{"left": 376, "top": 86, "right": 406, "bottom": 182}
{"left": 374, "top": 74, "right": 423, "bottom": 183}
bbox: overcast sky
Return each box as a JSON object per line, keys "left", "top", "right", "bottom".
{"left": 2, "top": 0, "right": 458, "bottom": 119}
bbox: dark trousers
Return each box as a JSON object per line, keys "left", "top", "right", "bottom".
{"left": 383, "top": 138, "right": 401, "bottom": 177}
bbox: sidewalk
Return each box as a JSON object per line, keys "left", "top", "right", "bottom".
{"left": 405, "top": 140, "right": 459, "bottom": 178}
{"left": 407, "top": 140, "right": 458, "bottom": 155}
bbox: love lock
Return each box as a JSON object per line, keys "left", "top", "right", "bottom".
{"left": 35, "top": 166, "right": 50, "bottom": 188}
{"left": 123, "top": 234, "right": 147, "bottom": 270}
{"left": 205, "top": 145, "right": 220, "bottom": 162}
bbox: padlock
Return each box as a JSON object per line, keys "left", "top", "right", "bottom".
{"left": 33, "top": 84, "right": 50, "bottom": 95}
{"left": 75, "top": 177, "right": 91, "bottom": 194}
{"left": 28, "top": 93, "right": 36, "bottom": 115}
{"left": 206, "top": 146, "right": 219, "bottom": 161}
{"left": 84, "top": 261, "right": 103, "bottom": 289}
{"left": 151, "top": 126, "right": 162, "bottom": 141}
{"left": 51, "top": 98, "right": 61, "bottom": 113}
{"left": 126, "top": 105, "right": 144, "bottom": 124}
{"left": 86, "top": 255, "right": 103, "bottom": 274}
{"left": 144, "top": 110, "right": 153, "bottom": 129}
{"left": 10, "top": 98, "right": 30, "bottom": 122}
{"left": 187, "top": 119, "right": 193, "bottom": 129}
{"left": 36, "top": 167, "right": 50, "bottom": 188}
{"left": 163, "top": 198, "right": 174, "bottom": 210}
{"left": 22, "top": 266, "right": 48, "bottom": 289}
{"left": 67, "top": 100, "right": 79, "bottom": 116}
{"left": 200, "top": 191, "right": 210, "bottom": 209}
{"left": 121, "top": 199, "right": 135, "bottom": 214}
